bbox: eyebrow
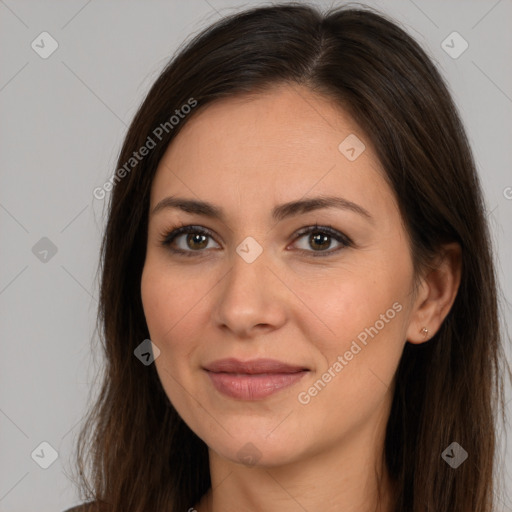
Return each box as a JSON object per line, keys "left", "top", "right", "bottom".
{"left": 151, "top": 195, "right": 373, "bottom": 223}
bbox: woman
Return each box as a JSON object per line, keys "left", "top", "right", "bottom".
{"left": 65, "top": 3, "right": 510, "bottom": 511}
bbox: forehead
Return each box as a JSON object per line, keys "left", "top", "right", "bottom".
{"left": 150, "top": 84, "right": 397, "bottom": 223}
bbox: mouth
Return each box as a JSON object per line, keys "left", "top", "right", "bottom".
{"left": 203, "top": 357, "right": 309, "bottom": 374}
{"left": 203, "top": 358, "right": 310, "bottom": 400}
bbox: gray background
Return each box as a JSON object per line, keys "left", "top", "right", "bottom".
{"left": 0, "top": 1, "right": 511, "bottom": 511}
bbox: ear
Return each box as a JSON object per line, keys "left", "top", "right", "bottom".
{"left": 406, "top": 242, "right": 462, "bottom": 344}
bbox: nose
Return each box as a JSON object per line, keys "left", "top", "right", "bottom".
{"left": 211, "top": 249, "right": 287, "bottom": 339}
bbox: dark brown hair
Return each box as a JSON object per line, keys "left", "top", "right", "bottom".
{"left": 69, "top": 3, "right": 511, "bottom": 511}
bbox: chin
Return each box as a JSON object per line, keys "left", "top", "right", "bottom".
{"left": 201, "top": 427, "right": 311, "bottom": 469}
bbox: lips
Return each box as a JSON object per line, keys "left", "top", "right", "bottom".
{"left": 203, "top": 357, "right": 309, "bottom": 374}
{"left": 203, "top": 358, "right": 309, "bottom": 400}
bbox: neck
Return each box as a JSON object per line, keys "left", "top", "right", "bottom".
{"left": 194, "top": 405, "right": 395, "bottom": 512}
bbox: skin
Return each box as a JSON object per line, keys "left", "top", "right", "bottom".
{"left": 140, "top": 83, "right": 461, "bottom": 512}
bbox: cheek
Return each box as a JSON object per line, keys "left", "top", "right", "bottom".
{"left": 297, "top": 266, "right": 409, "bottom": 391}
{"left": 299, "top": 267, "right": 406, "bottom": 345}
{"left": 291, "top": 282, "right": 406, "bottom": 443}
{"left": 141, "top": 266, "right": 169, "bottom": 339}
{"left": 141, "top": 261, "right": 211, "bottom": 377}
{"left": 142, "top": 259, "right": 194, "bottom": 336}
{"left": 140, "top": 264, "right": 198, "bottom": 409}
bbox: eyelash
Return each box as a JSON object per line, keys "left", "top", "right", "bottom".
{"left": 158, "top": 222, "right": 353, "bottom": 258}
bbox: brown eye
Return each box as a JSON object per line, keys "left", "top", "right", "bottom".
{"left": 185, "top": 233, "right": 209, "bottom": 250}
{"left": 292, "top": 225, "right": 352, "bottom": 257}
{"left": 308, "top": 232, "right": 332, "bottom": 251}
{"left": 160, "top": 225, "right": 220, "bottom": 257}
{"left": 160, "top": 223, "right": 352, "bottom": 259}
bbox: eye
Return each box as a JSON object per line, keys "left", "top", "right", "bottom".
{"left": 291, "top": 224, "right": 352, "bottom": 257}
{"left": 159, "top": 223, "right": 352, "bottom": 258}
{"left": 159, "top": 224, "right": 220, "bottom": 257}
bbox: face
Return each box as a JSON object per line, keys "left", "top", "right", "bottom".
{"left": 141, "top": 84, "right": 418, "bottom": 467}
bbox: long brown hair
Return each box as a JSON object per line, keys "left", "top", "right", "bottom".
{"left": 70, "top": 3, "right": 511, "bottom": 511}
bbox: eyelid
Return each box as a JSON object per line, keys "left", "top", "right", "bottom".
{"left": 292, "top": 224, "right": 352, "bottom": 247}
{"left": 159, "top": 223, "right": 353, "bottom": 257}
{"left": 159, "top": 224, "right": 220, "bottom": 255}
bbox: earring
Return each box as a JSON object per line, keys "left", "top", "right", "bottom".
{"left": 421, "top": 327, "right": 429, "bottom": 339}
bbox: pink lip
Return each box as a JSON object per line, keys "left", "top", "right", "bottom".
{"left": 203, "top": 358, "right": 309, "bottom": 400}
{"left": 204, "top": 357, "right": 308, "bottom": 374}
{"left": 206, "top": 371, "right": 308, "bottom": 400}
